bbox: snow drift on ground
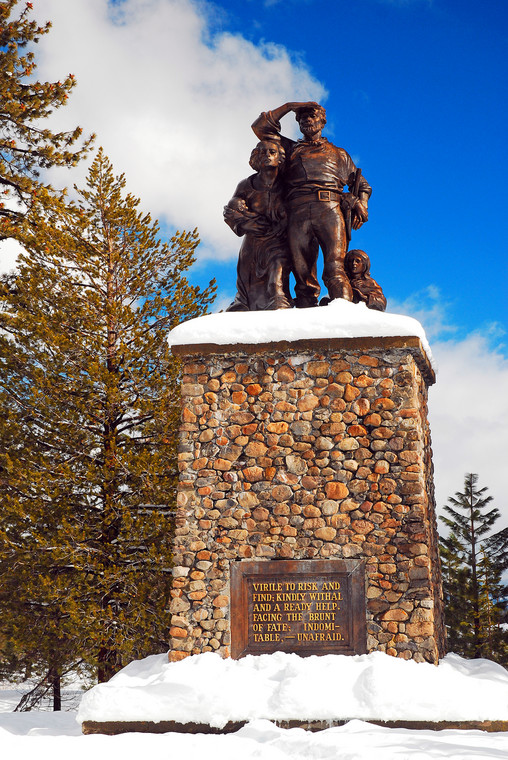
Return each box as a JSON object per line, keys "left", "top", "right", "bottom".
{"left": 2, "top": 715, "right": 508, "bottom": 760}
{"left": 2, "top": 652, "right": 508, "bottom": 759}
{"left": 167, "top": 299, "right": 434, "bottom": 365}
{"left": 77, "top": 650, "right": 508, "bottom": 726}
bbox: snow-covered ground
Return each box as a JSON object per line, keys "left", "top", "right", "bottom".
{"left": 2, "top": 651, "right": 508, "bottom": 759}
{"left": 2, "top": 714, "right": 508, "bottom": 760}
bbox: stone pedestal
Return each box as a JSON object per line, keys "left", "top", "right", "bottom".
{"left": 169, "top": 335, "right": 445, "bottom": 664}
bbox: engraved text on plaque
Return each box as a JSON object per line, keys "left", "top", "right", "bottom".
{"left": 230, "top": 559, "right": 366, "bottom": 658}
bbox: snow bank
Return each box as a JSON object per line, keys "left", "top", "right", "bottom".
{"left": 3, "top": 717, "right": 508, "bottom": 760}
{"left": 167, "top": 300, "right": 433, "bottom": 366}
{"left": 77, "top": 651, "right": 508, "bottom": 726}
{"left": 0, "top": 710, "right": 81, "bottom": 736}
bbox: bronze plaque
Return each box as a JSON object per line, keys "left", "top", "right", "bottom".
{"left": 230, "top": 559, "right": 366, "bottom": 658}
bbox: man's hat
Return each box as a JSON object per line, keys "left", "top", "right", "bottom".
{"left": 295, "top": 104, "right": 327, "bottom": 124}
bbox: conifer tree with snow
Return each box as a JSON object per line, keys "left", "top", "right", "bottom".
{"left": 0, "top": 0, "right": 92, "bottom": 237}
{"left": 0, "top": 150, "right": 216, "bottom": 697}
{"left": 440, "top": 473, "right": 508, "bottom": 664}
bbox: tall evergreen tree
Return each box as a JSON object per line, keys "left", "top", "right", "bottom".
{"left": 0, "top": 150, "right": 216, "bottom": 695}
{"left": 440, "top": 473, "right": 508, "bottom": 663}
{"left": 0, "top": 0, "right": 92, "bottom": 236}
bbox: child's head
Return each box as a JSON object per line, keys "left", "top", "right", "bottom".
{"left": 228, "top": 197, "right": 248, "bottom": 213}
{"left": 345, "top": 249, "right": 370, "bottom": 278}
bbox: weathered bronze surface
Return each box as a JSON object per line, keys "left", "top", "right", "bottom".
{"left": 225, "top": 102, "right": 385, "bottom": 310}
{"left": 224, "top": 141, "right": 293, "bottom": 311}
{"left": 230, "top": 559, "right": 366, "bottom": 658}
{"left": 250, "top": 101, "right": 373, "bottom": 308}
{"left": 345, "top": 249, "right": 386, "bottom": 311}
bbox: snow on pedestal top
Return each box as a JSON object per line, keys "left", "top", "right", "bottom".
{"left": 167, "top": 300, "right": 433, "bottom": 365}
{"left": 76, "top": 651, "right": 508, "bottom": 727}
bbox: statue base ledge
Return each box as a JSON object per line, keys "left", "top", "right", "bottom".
{"left": 171, "top": 334, "right": 435, "bottom": 385}
{"left": 82, "top": 718, "right": 508, "bottom": 735}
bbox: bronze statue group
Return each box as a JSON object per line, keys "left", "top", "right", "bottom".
{"left": 224, "top": 102, "right": 386, "bottom": 313}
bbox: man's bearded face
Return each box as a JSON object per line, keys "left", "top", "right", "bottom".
{"left": 298, "top": 110, "right": 325, "bottom": 137}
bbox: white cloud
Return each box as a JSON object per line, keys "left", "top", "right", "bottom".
{"left": 0, "top": 238, "right": 23, "bottom": 274}
{"left": 387, "top": 286, "right": 459, "bottom": 341}
{"left": 429, "top": 334, "right": 508, "bottom": 529}
{"left": 389, "top": 287, "right": 508, "bottom": 526}
{"left": 32, "top": 0, "right": 326, "bottom": 261}
{"left": 212, "top": 290, "right": 235, "bottom": 313}
{"left": 0, "top": 194, "right": 27, "bottom": 275}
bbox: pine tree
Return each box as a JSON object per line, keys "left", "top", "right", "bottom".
{"left": 0, "top": 150, "right": 216, "bottom": 695}
{"left": 0, "top": 0, "right": 92, "bottom": 237}
{"left": 440, "top": 473, "right": 508, "bottom": 663}
{"left": 476, "top": 550, "right": 508, "bottom": 662}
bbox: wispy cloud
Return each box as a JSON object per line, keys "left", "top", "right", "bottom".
{"left": 430, "top": 331, "right": 508, "bottom": 525}
{"left": 31, "top": 0, "right": 325, "bottom": 263}
{"left": 390, "top": 289, "right": 508, "bottom": 525}
{"left": 388, "top": 286, "right": 458, "bottom": 341}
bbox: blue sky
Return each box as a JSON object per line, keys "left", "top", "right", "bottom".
{"left": 2, "top": 0, "right": 507, "bottom": 514}
{"left": 196, "top": 0, "right": 507, "bottom": 345}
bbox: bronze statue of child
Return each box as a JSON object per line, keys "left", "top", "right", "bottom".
{"left": 344, "top": 249, "right": 387, "bottom": 311}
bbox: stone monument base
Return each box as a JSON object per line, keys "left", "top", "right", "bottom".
{"left": 171, "top": 334, "right": 445, "bottom": 663}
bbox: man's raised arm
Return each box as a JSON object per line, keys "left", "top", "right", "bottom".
{"left": 252, "top": 102, "right": 320, "bottom": 141}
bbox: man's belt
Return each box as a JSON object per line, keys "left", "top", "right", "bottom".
{"left": 287, "top": 189, "right": 342, "bottom": 205}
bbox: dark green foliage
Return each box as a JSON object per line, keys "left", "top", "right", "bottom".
{"left": 0, "top": 0, "right": 92, "bottom": 236}
{"left": 440, "top": 473, "right": 508, "bottom": 664}
{"left": 0, "top": 150, "right": 216, "bottom": 694}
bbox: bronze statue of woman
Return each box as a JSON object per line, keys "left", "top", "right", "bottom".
{"left": 224, "top": 140, "right": 293, "bottom": 311}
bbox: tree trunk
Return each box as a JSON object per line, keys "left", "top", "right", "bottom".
{"left": 97, "top": 646, "right": 121, "bottom": 683}
{"left": 49, "top": 666, "right": 61, "bottom": 711}
{"left": 468, "top": 485, "right": 482, "bottom": 658}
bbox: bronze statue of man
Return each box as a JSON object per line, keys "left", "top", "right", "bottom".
{"left": 252, "top": 102, "right": 371, "bottom": 308}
